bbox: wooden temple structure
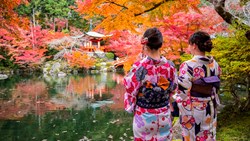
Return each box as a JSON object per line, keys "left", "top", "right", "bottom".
{"left": 73, "top": 31, "right": 112, "bottom": 52}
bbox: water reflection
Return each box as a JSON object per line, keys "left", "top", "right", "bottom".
{"left": 0, "top": 72, "right": 126, "bottom": 120}
{"left": 0, "top": 73, "right": 133, "bottom": 141}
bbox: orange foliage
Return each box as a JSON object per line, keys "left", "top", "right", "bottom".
{"left": 76, "top": 0, "right": 200, "bottom": 32}
{"left": 0, "top": 0, "right": 29, "bottom": 32}
{"left": 64, "top": 51, "right": 96, "bottom": 69}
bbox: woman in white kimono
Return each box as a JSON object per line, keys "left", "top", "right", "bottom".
{"left": 176, "top": 31, "right": 221, "bottom": 141}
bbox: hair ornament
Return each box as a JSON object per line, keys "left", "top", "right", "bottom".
{"left": 141, "top": 37, "right": 148, "bottom": 45}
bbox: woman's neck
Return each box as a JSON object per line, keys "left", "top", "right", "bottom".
{"left": 193, "top": 50, "right": 205, "bottom": 56}
{"left": 147, "top": 50, "right": 161, "bottom": 60}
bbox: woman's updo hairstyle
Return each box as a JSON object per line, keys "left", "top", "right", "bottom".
{"left": 143, "top": 27, "right": 163, "bottom": 50}
{"left": 189, "top": 31, "right": 213, "bottom": 52}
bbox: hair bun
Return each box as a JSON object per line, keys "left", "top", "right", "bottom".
{"left": 189, "top": 31, "right": 213, "bottom": 52}
{"left": 203, "top": 40, "right": 213, "bottom": 52}
{"left": 143, "top": 27, "right": 163, "bottom": 50}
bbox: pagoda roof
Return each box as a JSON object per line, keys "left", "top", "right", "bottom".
{"left": 70, "top": 31, "right": 112, "bottom": 39}
{"left": 86, "top": 31, "right": 112, "bottom": 38}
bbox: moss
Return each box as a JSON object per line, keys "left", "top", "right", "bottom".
{"left": 217, "top": 105, "right": 250, "bottom": 141}
{"left": 105, "top": 52, "right": 115, "bottom": 60}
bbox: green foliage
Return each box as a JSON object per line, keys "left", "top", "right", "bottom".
{"left": 179, "top": 53, "right": 192, "bottom": 67}
{"left": 212, "top": 28, "right": 250, "bottom": 110}
{"left": 42, "top": 0, "right": 70, "bottom": 18}
{"left": 15, "top": 0, "right": 88, "bottom": 30}
{"left": 68, "top": 10, "right": 89, "bottom": 30}
{"left": 0, "top": 48, "right": 19, "bottom": 70}
{"left": 16, "top": 0, "right": 70, "bottom": 18}
{"left": 106, "top": 62, "right": 113, "bottom": 67}
{"left": 15, "top": 4, "right": 31, "bottom": 16}
{"left": 94, "top": 63, "right": 101, "bottom": 70}
{"left": 105, "top": 52, "right": 115, "bottom": 60}
{"left": 62, "top": 29, "right": 69, "bottom": 33}
{"left": 44, "top": 48, "right": 59, "bottom": 61}
{"left": 212, "top": 29, "right": 250, "bottom": 81}
{"left": 217, "top": 105, "right": 250, "bottom": 140}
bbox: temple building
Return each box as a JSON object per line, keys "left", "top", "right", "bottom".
{"left": 72, "top": 31, "right": 112, "bottom": 52}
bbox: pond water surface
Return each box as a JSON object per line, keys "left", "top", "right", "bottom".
{"left": 0, "top": 72, "right": 133, "bottom": 141}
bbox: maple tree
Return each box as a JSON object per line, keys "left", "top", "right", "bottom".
{"left": 76, "top": 0, "right": 200, "bottom": 32}
{"left": 8, "top": 26, "right": 64, "bottom": 68}
{"left": 0, "top": 0, "right": 29, "bottom": 30}
{"left": 76, "top": 0, "right": 249, "bottom": 36}
{"left": 106, "top": 6, "right": 225, "bottom": 71}
{"left": 160, "top": 6, "right": 225, "bottom": 64}
{"left": 64, "top": 51, "right": 96, "bottom": 69}
{"left": 105, "top": 30, "right": 142, "bottom": 72}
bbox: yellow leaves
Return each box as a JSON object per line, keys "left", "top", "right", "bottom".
{"left": 123, "top": 55, "right": 137, "bottom": 72}
{"left": 65, "top": 51, "right": 96, "bottom": 69}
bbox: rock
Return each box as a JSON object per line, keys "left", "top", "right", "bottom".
{"left": 0, "top": 74, "right": 8, "bottom": 80}
{"left": 73, "top": 70, "right": 78, "bottom": 75}
{"left": 100, "top": 62, "right": 107, "bottom": 66}
{"left": 43, "top": 68, "right": 48, "bottom": 74}
{"left": 90, "top": 70, "right": 99, "bottom": 74}
{"left": 58, "top": 72, "right": 66, "bottom": 77}
{"left": 100, "top": 68, "right": 108, "bottom": 72}
{"left": 45, "top": 63, "right": 51, "bottom": 68}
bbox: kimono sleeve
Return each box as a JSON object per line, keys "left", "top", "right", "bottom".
{"left": 176, "top": 62, "right": 193, "bottom": 102}
{"left": 123, "top": 63, "right": 142, "bottom": 113}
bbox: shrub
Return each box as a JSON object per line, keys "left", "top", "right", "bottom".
{"left": 105, "top": 52, "right": 114, "bottom": 60}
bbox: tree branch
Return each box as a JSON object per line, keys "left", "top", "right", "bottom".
{"left": 135, "top": 0, "right": 173, "bottom": 16}
{"left": 207, "top": 0, "right": 250, "bottom": 40}
{"left": 207, "top": 0, "right": 235, "bottom": 24}
{"left": 107, "top": 1, "right": 128, "bottom": 9}
{"left": 106, "top": 0, "right": 172, "bottom": 17}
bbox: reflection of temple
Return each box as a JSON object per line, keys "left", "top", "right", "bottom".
{"left": 73, "top": 31, "right": 112, "bottom": 52}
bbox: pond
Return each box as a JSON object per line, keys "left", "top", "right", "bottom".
{"left": 0, "top": 72, "right": 134, "bottom": 141}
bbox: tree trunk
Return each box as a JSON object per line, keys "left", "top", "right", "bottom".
{"left": 32, "top": 8, "right": 36, "bottom": 48}
{"left": 32, "top": 8, "right": 36, "bottom": 27}
{"left": 53, "top": 17, "right": 56, "bottom": 32}
{"left": 30, "top": 20, "right": 35, "bottom": 49}
{"left": 206, "top": 0, "right": 250, "bottom": 40}
{"left": 230, "top": 84, "right": 241, "bottom": 110}
{"left": 66, "top": 18, "right": 69, "bottom": 30}
{"left": 243, "top": 76, "right": 250, "bottom": 111}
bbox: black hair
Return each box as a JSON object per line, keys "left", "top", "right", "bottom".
{"left": 189, "top": 31, "right": 213, "bottom": 52}
{"left": 143, "top": 27, "right": 163, "bottom": 50}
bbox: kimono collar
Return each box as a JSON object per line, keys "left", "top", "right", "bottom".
{"left": 192, "top": 55, "right": 214, "bottom": 64}
{"left": 145, "top": 56, "right": 167, "bottom": 65}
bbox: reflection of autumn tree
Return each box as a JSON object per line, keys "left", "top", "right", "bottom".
{"left": 66, "top": 75, "right": 96, "bottom": 96}
{"left": 0, "top": 73, "right": 125, "bottom": 120}
{"left": 109, "top": 84, "right": 125, "bottom": 110}
{"left": 0, "top": 80, "right": 66, "bottom": 119}
{"left": 107, "top": 73, "right": 126, "bottom": 109}
{"left": 66, "top": 75, "right": 110, "bottom": 100}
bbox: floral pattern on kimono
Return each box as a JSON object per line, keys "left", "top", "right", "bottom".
{"left": 124, "top": 56, "right": 177, "bottom": 141}
{"left": 175, "top": 55, "right": 221, "bottom": 141}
